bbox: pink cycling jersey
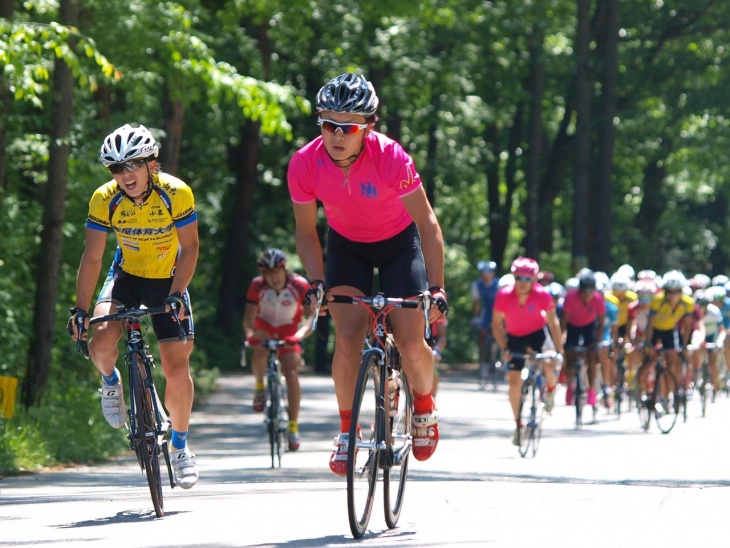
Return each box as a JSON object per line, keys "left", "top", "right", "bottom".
{"left": 287, "top": 131, "right": 422, "bottom": 243}
{"left": 246, "top": 273, "right": 309, "bottom": 328}
{"left": 562, "top": 289, "right": 606, "bottom": 327}
{"left": 493, "top": 284, "right": 554, "bottom": 337}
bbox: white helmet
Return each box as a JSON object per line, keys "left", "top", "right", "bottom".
{"left": 610, "top": 272, "right": 632, "bottom": 292}
{"left": 707, "top": 285, "right": 727, "bottom": 302}
{"left": 712, "top": 275, "right": 729, "bottom": 287}
{"left": 595, "top": 271, "right": 610, "bottom": 292}
{"left": 661, "top": 270, "right": 687, "bottom": 291}
{"left": 100, "top": 124, "right": 159, "bottom": 166}
{"left": 617, "top": 264, "right": 636, "bottom": 281}
{"left": 498, "top": 274, "right": 515, "bottom": 288}
{"left": 565, "top": 277, "right": 579, "bottom": 291}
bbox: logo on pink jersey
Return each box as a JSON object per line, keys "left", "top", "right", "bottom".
{"left": 398, "top": 165, "right": 415, "bottom": 190}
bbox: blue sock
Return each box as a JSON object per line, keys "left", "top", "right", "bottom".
{"left": 102, "top": 368, "right": 120, "bottom": 387}
{"left": 171, "top": 429, "right": 188, "bottom": 450}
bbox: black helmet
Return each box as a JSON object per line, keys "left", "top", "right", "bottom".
{"left": 257, "top": 248, "right": 286, "bottom": 270}
{"left": 315, "top": 73, "right": 379, "bottom": 116}
{"left": 578, "top": 270, "right": 596, "bottom": 290}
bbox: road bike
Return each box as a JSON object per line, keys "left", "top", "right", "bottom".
{"left": 566, "top": 345, "right": 593, "bottom": 429}
{"left": 513, "top": 350, "right": 561, "bottom": 457}
{"left": 242, "top": 338, "right": 291, "bottom": 468}
{"left": 478, "top": 333, "right": 502, "bottom": 391}
{"left": 73, "top": 305, "right": 184, "bottom": 518}
{"left": 689, "top": 342, "right": 717, "bottom": 418}
{"left": 612, "top": 341, "right": 632, "bottom": 417}
{"left": 636, "top": 346, "right": 680, "bottom": 434}
{"left": 314, "top": 291, "right": 430, "bottom": 538}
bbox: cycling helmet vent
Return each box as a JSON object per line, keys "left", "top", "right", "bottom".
{"left": 257, "top": 248, "right": 287, "bottom": 270}
{"left": 100, "top": 124, "right": 159, "bottom": 166}
{"left": 316, "top": 73, "right": 379, "bottom": 116}
{"left": 510, "top": 257, "right": 539, "bottom": 277}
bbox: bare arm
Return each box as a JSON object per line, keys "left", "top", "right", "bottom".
{"left": 170, "top": 221, "right": 199, "bottom": 297}
{"left": 292, "top": 201, "right": 325, "bottom": 283}
{"left": 242, "top": 302, "right": 257, "bottom": 339}
{"left": 491, "top": 309, "right": 507, "bottom": 351}
{"left": 545, "top": 309, "right": 564, "bottom": 354}
{"left": 401, "top": 186, "right": 444, "bottom": 290}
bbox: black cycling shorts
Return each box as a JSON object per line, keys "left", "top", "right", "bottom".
{"left": 651, "top": 328, "right": 680, "bottom": 351}
{"left": 97, "top": 265, "right": 194, "bottom": 343}
{"left": 325, "top": 223, "right": 428, "bottom": 298}
{"left": 506, "top": 327, "right": 549, "bottom": 371}
{"left": 565, "top": 323, "right": 596, "bottom": 348}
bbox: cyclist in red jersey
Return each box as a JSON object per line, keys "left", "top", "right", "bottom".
{"left": 492, "top": 257, "right": 564, "bottom": 446}
{"left": 288, "top": 73, "right": 447, "bottom": 475}
{"left": 243, "top": 248, "right": 313, "bottom": 451}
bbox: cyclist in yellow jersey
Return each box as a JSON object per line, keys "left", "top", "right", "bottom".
{"left": 642, "top": 270, "right": 694, "bottom": 391}
{"left": 68, "top": 124, "right": 199, "bottom": 489}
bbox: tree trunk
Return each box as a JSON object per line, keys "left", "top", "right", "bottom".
{"left": 572, "top": 0, "right": 593, "bottom": 272}
{"left": 22, "top": 0, "right": 77, "bottom": 407}
{"left": 594, "top": 0, "right": 619, "bottom": 271}
{"left": 216, "top": 120, "right": 260, "bottom": 332}
{"left": 161, "top": 90, "right": 185, "bottom": 175}
{"left": 525, "top": 26, "right": 545, "bottom": 259}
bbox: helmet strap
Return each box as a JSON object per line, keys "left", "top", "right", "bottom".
{"left": 120, "top": 163, "right": 154, "bottom": 205}
{"left": 327, "top": 144, "right": 365, "bottom": 169}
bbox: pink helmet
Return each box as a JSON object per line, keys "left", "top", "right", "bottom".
{"left": 511, "top": 256, "right": 539, "bottom": 277}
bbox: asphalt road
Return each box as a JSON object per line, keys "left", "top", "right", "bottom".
{"left": 2, "top": 365, "right": 729, "bottom": 547}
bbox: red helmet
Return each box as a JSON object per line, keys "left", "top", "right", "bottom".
{"left": 511, "top": 257, "right": 539, "bottom": 277}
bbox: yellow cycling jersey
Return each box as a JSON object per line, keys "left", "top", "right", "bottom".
{"left": 86, "top": 173, "right": 197, "bottom": 279}
{"left": 606, "top": 290, "right": 638, "bottom": 326}
{"left": 649, "top": 292, "right": 694, "bottom": 331}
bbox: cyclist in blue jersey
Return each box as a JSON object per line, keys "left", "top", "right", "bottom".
{"left": 471, "top": 260, "right": 499, "bottom": 354}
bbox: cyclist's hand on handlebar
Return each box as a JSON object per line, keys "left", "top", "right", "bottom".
{"left": 305, "top": 279, "right": 330, "bottom": 312}
{"left": 247, "top": 336, "right": 262, "bottom": 347}
{"left": 164, "top": 291, "right": 190, "bottom": 319}
{"left": 67, "top": 307, "right": 89, "bottom": 342}
{"left": 283, "top": 335, "right": 301, "bottom": 346}
{"left": 428, "top": 286, "right": 449, "bottom": 322}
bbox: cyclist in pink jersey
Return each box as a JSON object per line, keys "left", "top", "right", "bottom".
{"left": 561, "top": 270, "right": 606, "bottom": 407}
{"left": 491, "top": 257, "right": 563, "bottom": 446}
{"left": 288, "top": 73, "right": 447, "bottom": 476}
{"left": 242, "top": 248, "right": 313, "bottom": 451}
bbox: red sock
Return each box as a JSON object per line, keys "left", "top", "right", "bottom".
{"left": 413, "top": 390, "right": 435, "bottom": 414}
{"left": 547, "top": 384, "right": 556, "bottom": 392}
{"left": 339, "top": 410, "right": 352, "bottom": 433}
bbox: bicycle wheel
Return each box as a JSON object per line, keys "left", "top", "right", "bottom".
{"left": 637, "top": 388, "right": 651, "bottom": 431}
{"left": 574, "top": 363, "right": 584, "bottom": 429}
{"left": 266, "top": 375, "right": 281, "bottom": 468}
{"left": 130, "top": 352, "right": 164, "bottom": 517}
{"left": 347, "top": 351, "right": 380, "bottom": 539}
{"left": 384, "top": 368, "right": 412, "bottom": 528}
{"left": 614, "top": 357, "right": 626, "bottom": 417}
{"left": 654, "top": 369, "right": 680, "bottom": 434}
{"left": 531, "top": 382, "right": 543, "bottom": 457}
{"left": 700, "top": 363, "right": 709, "bottom": 417}
{"left": 518, "top": 378, "right": 533, "bottom": 457}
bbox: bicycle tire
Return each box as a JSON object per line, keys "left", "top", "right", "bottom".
{"left": 700, "top": 361, "right": 710, "bottom": 417}
{"left": 654, "top": 368, "right": 680, "bottom": 434}
{"left": 130, "top": 352, "right": 164, "bottom": 517}
{"left": 518, "top": 378, "right": 533, "bottom": 457}
{"left": 384, "top": 364, "right": 412, "bottom": 528}
{"left": 266, "top": 374, "right": 281, "bottom": 468}
{"left": 637, "top": 388, "right": 651, "bottom": 431}
{"left": 574, "top": 360, "right": 584, "bottom": 429}
{"left": 347, "top": 351, "right": 380, "bottom": 539}
{"left": 615, "top": 356, "right": 626, "bottom": 417}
